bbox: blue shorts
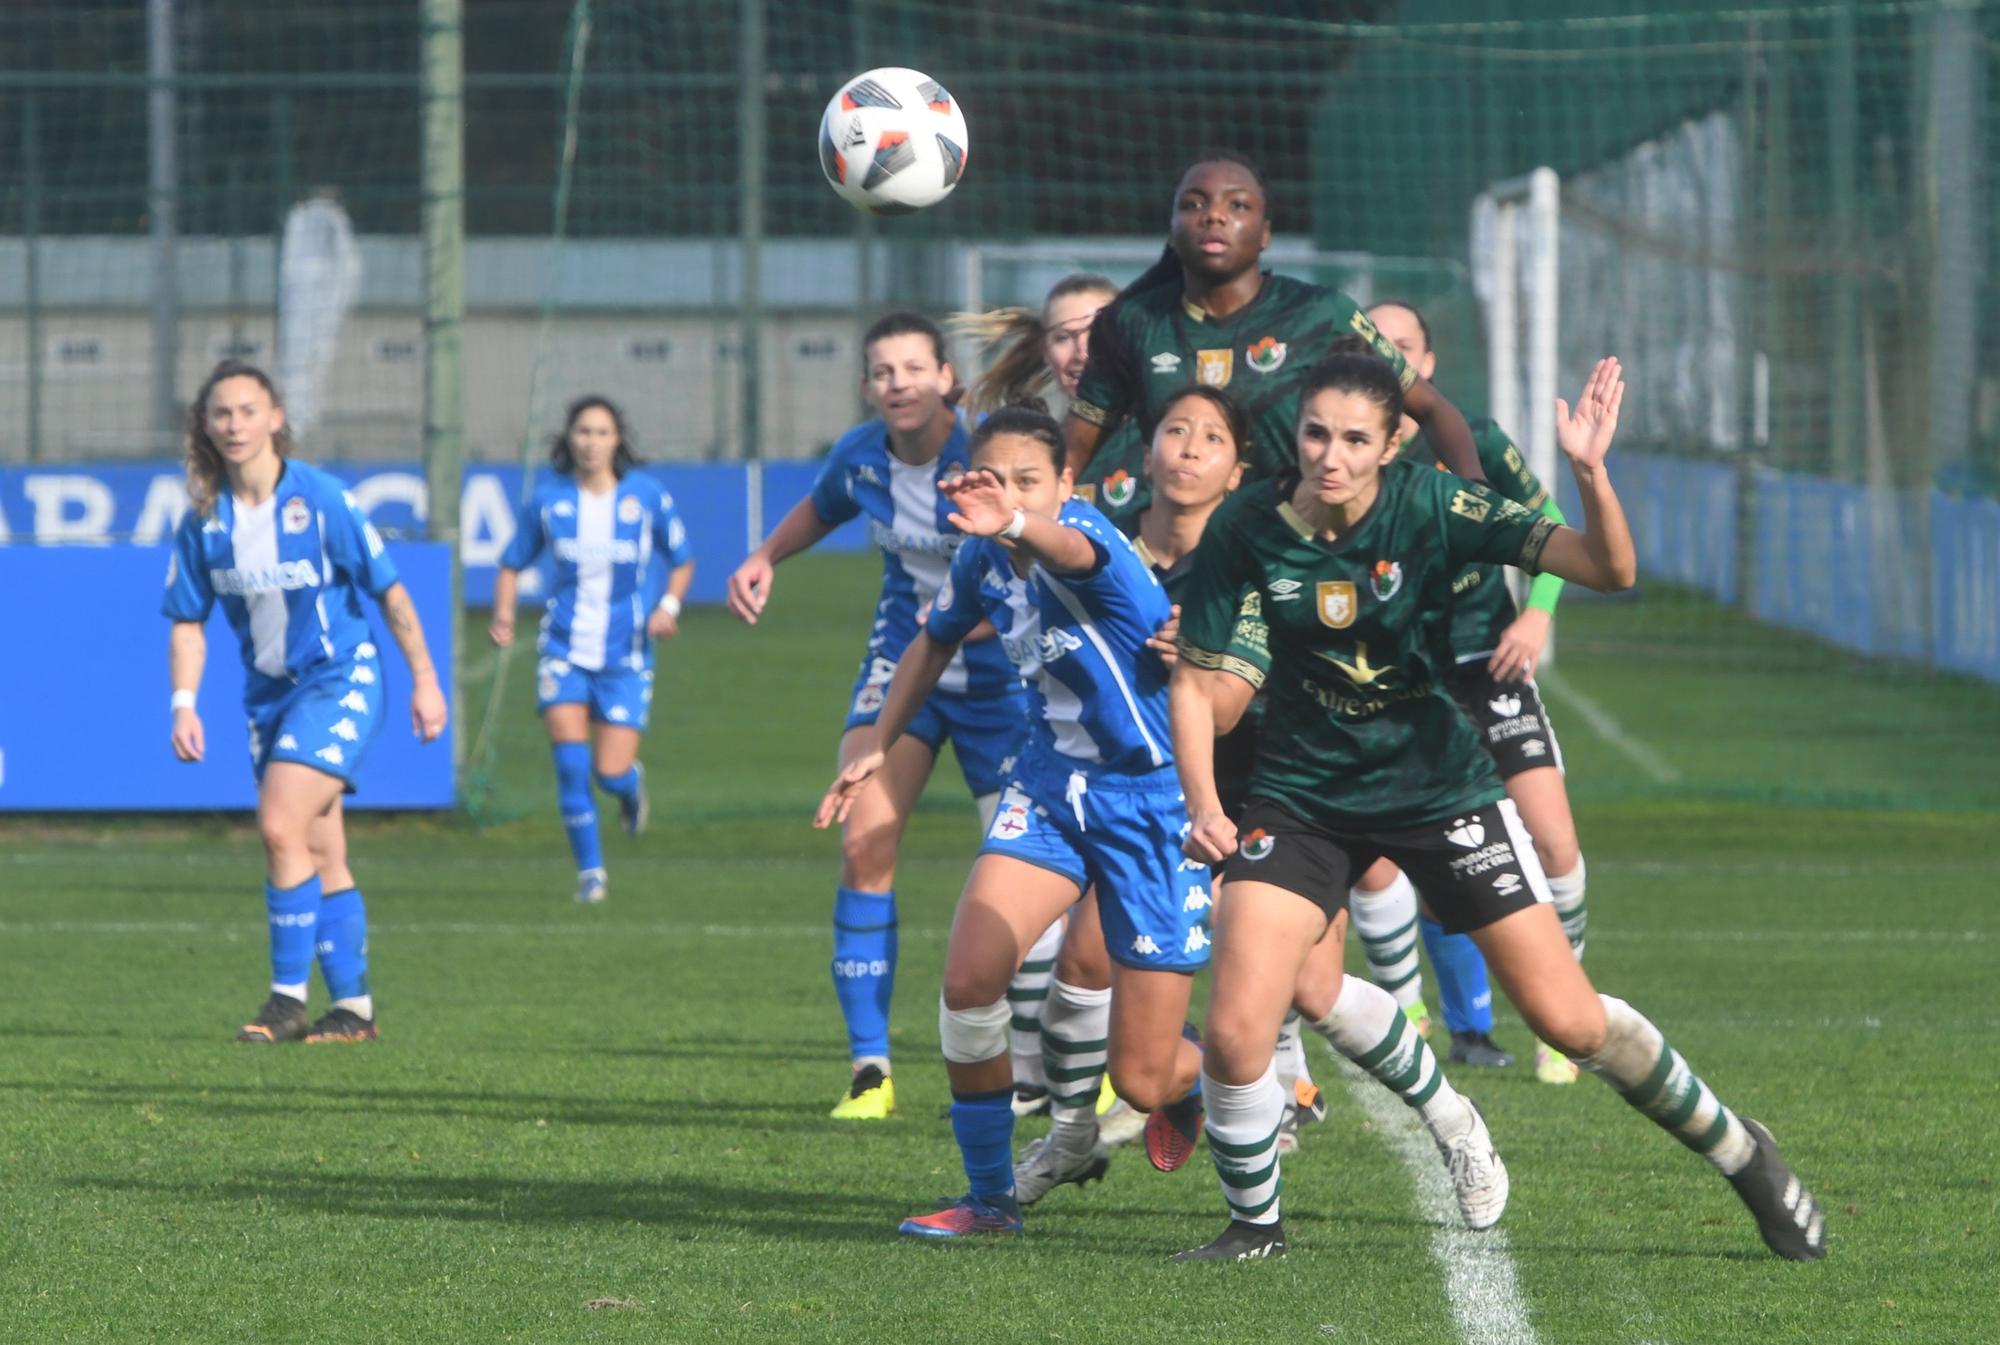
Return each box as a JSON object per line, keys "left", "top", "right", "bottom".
{"left": 978, "top": 758, "right": 1210, "bottom": 972}
{"left": 538, "top": 657, "right": 654, "bottom": 731}
{"left": 247, "top": 650, "right": 385, "bottom": 793}
{"left": 844, "top": 664, "right": 1023, "bottom": 799}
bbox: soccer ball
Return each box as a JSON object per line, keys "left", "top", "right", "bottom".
{"left": 818, "top": 66, "right": 968, "bottom": 216}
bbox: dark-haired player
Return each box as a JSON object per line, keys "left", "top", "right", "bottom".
{"left": 1171, "top": 351, "right": 1826, "bottom": 1263}
{"left": 1062, "top": 149, "right": 1488, "bottom": 511}
{"left": 726, "top": 313, "right": 1026, "bottom": 1120}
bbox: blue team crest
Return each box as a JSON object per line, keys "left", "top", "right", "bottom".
{"left": 618, "top": 494, "right": 643, "bottom": 524}
{"left": 281, "top": 496, "right": 311, "bottom": 535}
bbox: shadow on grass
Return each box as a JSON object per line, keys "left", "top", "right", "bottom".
{"left": 0, "top": 1077, "right": 832, "bottom": 1130}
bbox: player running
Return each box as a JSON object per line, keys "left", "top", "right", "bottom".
{"left": 165, "top": 360, "right": 448, "bottom": 1045}
{"left": 1172, "top": 351, "right": 1827, "bottom": 1263}
{"left": 816, "top": 407, "right": 1207, "bottom": 1240}
{"left": 1062, "top": 149, "right": 1488, "bottom": 508}
{"left": 1359, "top": 300, "right": 1591, "bottom": 1081}
{"left": 1016, "top": 388, "right": 1501, "bottom": 1228}
{"left": 489, "top": 395, "right": 695, "bottom": 906}
{"left": 728, "top": 313, "right": 1026, "bottom": 1120}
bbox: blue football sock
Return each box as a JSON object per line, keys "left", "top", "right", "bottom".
{"left": 949, "top": 1086, "right": 1016, "bottom": 1199}
{"left": 1421, "top": 917, "right": 1495, "bottom": 1035}
{"left": 265, "top": 874, "right": 321, "bottom": 992}
{"left": 315, "top": 886, "right": 370, "bottom": 1003}
{"left": 594, "top": 766, "right": 640, "bottom": 808}
{"left": 831, "top": 886, "right": 897, "bottom": 1062}
{"left": 553, "top": 742, "right": 602, "bottom": 872}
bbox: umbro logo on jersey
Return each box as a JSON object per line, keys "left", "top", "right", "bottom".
{"left": 1445, "top": 817, "right": 1486, "bottom": 848}
{"left": 1149, "top": 352, "right": 1183, "bottom": 373}
{"left": 1489, "top": 693, "right": 1523, "bottom": 718}
{"left": 1267, "top": 578, "right": 1303, "bottom": 602}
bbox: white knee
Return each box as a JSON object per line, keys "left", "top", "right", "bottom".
{"left": 938, "top": 994, "right": 1011, "bottom": 1064}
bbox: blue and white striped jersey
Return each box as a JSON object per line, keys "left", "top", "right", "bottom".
{"left": 926, "top": 499, "right": 1174, "bottom": 776}
{"left": 809, "top": 414, "right": 1017, "bottom": 699}
{"left": 162, "top": 459, "right": 399, "bottom": 710}
{"left": 500, "top": 470, "right": 694, "bottom": 672}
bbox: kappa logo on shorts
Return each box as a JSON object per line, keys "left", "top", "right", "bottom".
{"left": 329, "top": 718, "right": 359, "bottom": 743}
{"left": 276, "top": 734, "right": 298, "bottom": 752}
{"left": 281, "top": 497, "right": 311, "bottom": 535}
{"left": 606, "top": 706, "right": 631, "bottom": 723}
{"left": 315, "top": 744, "right": 345, "bottom": 766}
{"left": 1492, "top": 871, "right": 1524, "bottom": 897}
{"left": 1179, "top": 854, "right": 1210, "bottom": 872}
{"left": 1183, "top": 926, "right": 1210, "bottom": 956}
{"left": 1445, "top": 817, "right": 1486, "bottom": 848}
{"left": 349, "top": 664, "right": 376, "bottom": 685}
{"left": 1240, "top": 828, "right": 1274, "bottom": 862}
{"left": 1131, "top": 935, "right": 1163, "bottom": 956}
{"left": 338, "top": 691, "right": 368, "bottom": 714}
{"left": 1183, "top": 885, "right": 1212, "bottom": 913}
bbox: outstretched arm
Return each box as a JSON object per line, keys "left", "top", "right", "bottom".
{"left": 941, "top": 469, "right": 1099, "bottom": 575}
{"left": 728, "top": 495, "right": 838, "bottom": 625}
{"left": 814, "top": 629, "right": 959, "bottom": 828}
{"left": 379, "top": 582, "right": 449, "bottom": 741}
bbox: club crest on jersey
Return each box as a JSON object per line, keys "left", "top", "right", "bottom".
{"left": 1246, "top": 335, "right": 1287, "bottom": 374}
{"left": 1101, "top": 469, "right": 1137, "bottom": 509}
{"left": 1316, "top": 580, "right": 1356, "bottom": 629}
{"left": 281, "top": 497, "right": 310, "bottom": 535}
{"left": 618, "top": 494, "right": 643, "bottom": 524}
{"left": 1196, "top": 348, "right": 1233, "bottom": 388}
{"left": 1150, "top": 352, "right": 1183, "bottom": 374}
{"left": 1240, "top": 828, "right": 1274, "bottom": 862}
{"left": 1369, "top": 560, "right": 1404, "bottom": 601}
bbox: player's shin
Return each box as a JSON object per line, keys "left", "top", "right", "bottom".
{"left": 265, "top": 875, "right": 321, "bottom": 1000}
{"left": 1549, "top": 856, "right": 1588, "bottom": 959}
{"left": 315, "top": 886, "right": 371, "bottom": 1016}
{"left": 1009, "top": 918, "right": 1065, "bottom": 1096}
{"left": 941, "top": 996, "right": 1017, "bottom": 1199}
{"left": 832, "top": 886, "right": 898, "bottom": 1068}
{"left": 1577, "top": 995, "right": 1754, "bottom": 1175}
{"left": 1040, "top": 978, "right": 1111, "bottom": 1150}
{"left": 553, "top": 742, "right": 602, "bottom": 874}
{"left": 1203, "top": 1059, "right": 1285, "bottom": 1227}
{"left": 1350, "top": 870, "right": 1427, "bottom": 1015}
{"left": 1308, "top": 973, "right": 1474, "bottom": 1143}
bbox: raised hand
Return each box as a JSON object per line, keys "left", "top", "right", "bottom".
{"left": 939, "top": 468, "right": 1016, "bottom": 538}
{"left": 1555, "top": 357, "right": 1624, "bottom": 473}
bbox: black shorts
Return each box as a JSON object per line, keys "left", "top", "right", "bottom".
{"left": 1222, "top": 797, "right": 1550, "bottom": 935}
{"left": 1447, "top": 661, "right": 1563, "bottom": 780}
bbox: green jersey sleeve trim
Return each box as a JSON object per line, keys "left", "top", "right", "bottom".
{"left": 1070, "top": 399, "right": 1109, "bottom": 427}
{"left": 1525, "top": 497, "right": 1567, "bottom": 613}
{"left": 1180, "top": 641, "right": 1266, "bottom": 690}
{"left": 1518, "top": 516, "right": 1559, "bottom": 572}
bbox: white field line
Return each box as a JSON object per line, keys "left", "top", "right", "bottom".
{"left": 1538, "top": 667, "right": 1682, "bottom": 785}
{"left": 1336, "top": 1056, "right": 1539, "bottom": 1345}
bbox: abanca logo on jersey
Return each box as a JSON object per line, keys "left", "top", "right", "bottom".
{"left": 209, "top": 559, "right": 323, "bottom": 596}
{"left": 553, "top": 537, "right": 643, "bottom": 565}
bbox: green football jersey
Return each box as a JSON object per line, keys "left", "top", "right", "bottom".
{"left": 1399, "top": 418, "right": 1556, "bottom": 661}
{"left": 1076, "top": 417, "right": 1151, "bottom": 521}
{"left": 1178, "top": 459, "right": 1558, "bottom": 831}
{"left": 1130, "top": 530, "right": 1267, "bottom": 813}
{"left": 1072, "top": 273, "right": 1414, "bottom": 482}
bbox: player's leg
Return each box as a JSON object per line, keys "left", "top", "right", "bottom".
{"left": 243, "top": 759, "right": 347, "bottom": 1043}
{"left": 1347, "top": 858, "right": 1433, "bottom": 1037}
{"left": 1014, "top": 896, "right": 1115, "bottom": 1203}
{"left": 589, "top": 669, "right": 652, "bottom": 838}
{"left": 1174, "top": 876, "right": 1319, "bottom": 1261}
{"left": 901, "top": 854, "right": 1080, "bottom": 1238}
{"left": 1008, "top": 913, "right": 1063, "bottom": 1114}
{"left": 302, "top": 796, "right": 376, "bottom": 1042}
{"left": 1505, "top": 762, "right": 1585, "bottom": 1081}
{"left": 540, "top": 659, "right": 605, "bottom": 903}
{"left": 1444, "top": 801, "right": 1825, "bottom": 1260}
{"left": 1049, "top": 891, "right": 1146, "bottom": 1147}
{"left": 828, "top": 720, "right": 939, "bottom": 1118}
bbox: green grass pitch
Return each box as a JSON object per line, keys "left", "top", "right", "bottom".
{"left": 2, "top": 555, "right": 1995, "bottom": 1342}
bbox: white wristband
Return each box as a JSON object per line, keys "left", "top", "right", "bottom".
{"left": 658, "top": 593, "right": 683, "bottom": 618}
{"left": 170, "top": 689, "right": 197, "bottom": 712}
{"left": 998, "top": 508, "right": 1028, "bottom": 541}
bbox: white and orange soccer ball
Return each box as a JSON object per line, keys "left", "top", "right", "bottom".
{"left": 818, "top": 66, "right": 969, "bottom": 215}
